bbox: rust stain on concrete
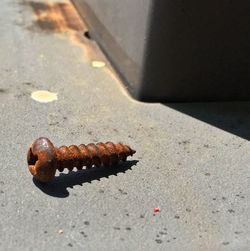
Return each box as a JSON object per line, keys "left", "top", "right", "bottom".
{"left": 27, "top": 1, "right": 84, "bottom": 33}
{"left": 24, "top": 0, "right": 105, "bottom": 63}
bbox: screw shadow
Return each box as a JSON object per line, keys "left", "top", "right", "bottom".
{"left": 33, "top": 160, "right": 138, "bottom": 198}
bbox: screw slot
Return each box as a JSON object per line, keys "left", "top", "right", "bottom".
{"left": 27, "top": 148, "right": 38, "bottom": 166}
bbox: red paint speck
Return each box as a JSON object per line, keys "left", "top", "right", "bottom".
{"left": 154, "top": 207, "right": 160, "bottom": 213}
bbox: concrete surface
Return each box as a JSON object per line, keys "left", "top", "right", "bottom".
{"left": 0, "top": 0, "right": 249, "bottom": 250}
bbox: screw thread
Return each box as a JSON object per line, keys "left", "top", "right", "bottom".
{"left": 55, "top": 142, "right": 136, "bottom": 172}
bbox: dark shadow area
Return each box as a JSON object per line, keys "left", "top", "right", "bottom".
{"left": 165, "top": 102, "right": 250, "bottom": 140}
{"left": 73, "top": 0, "right": 250, "bottom": 101}
{"left": 33, "top": 160, "right": 138, "bottom": 198}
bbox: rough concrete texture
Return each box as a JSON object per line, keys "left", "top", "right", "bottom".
{"left": 0, "top": 0, "right": 249, "bottom": 250}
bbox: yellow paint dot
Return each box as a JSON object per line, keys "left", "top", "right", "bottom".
{"left": 31, "top": 90, "right": 58, "bottom": 103}
{"left": 91, "top": 60, "right": 106, "bottom": 68}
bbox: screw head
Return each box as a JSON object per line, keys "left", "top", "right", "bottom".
{"left": 27, "top": 137, "right": 57, "bottom": 182}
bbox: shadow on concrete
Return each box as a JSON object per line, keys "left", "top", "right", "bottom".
{"left": 33, "top": 160, "right": 138, "bottom": 198}
{"left": 165, "top": 102, "right": 250, "bottom": 141}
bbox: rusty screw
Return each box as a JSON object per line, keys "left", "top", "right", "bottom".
{"left": 27, "top": 137, "right": 136, "bottom": 183}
